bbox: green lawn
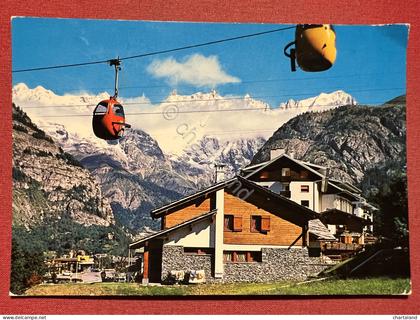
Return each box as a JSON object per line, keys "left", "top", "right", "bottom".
{"left": 24, "top": 277, "right": 410, "bottom": 296}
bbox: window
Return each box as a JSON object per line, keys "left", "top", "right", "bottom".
{"left": 250, "top": 215, "right": 262, "bottom": 233}
{"left": 223, "top": 252, "right": 233, "bottom": 262}
{"left": 236, "top": 252, "right": 246, "bottom": 262}
{"left": 112, "top": 104, "right": 125, "bottom": 116}
{"left": 301, "top": 200, "right": 310, "bottom": 207}
{"left": 93, "top": 102, "right": 108, "bottom": 115}
{"left": 223, "top": 251, "right": 262, "bottom": 263}
{"left": 301, "top": 185, "right": 310, "bottom": 192}
{"left": 224, "top": 215, "right": 234, "bottom": 231}
{"left": 248, "top": 251, "right": 262, "bottom": 262}
{"left": 224, "top": 215, "right": 242, "bottom": 232}
{"left": 281, "top": 168, "right": 291, "bottom": 177}
{"left": 250, "top": 215, "right": 270, "bottom": 233}
{"left": 300, "top": 170, "right": 309, "bottom": 179}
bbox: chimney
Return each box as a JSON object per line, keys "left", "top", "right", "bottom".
{"left": 320, "top": 167, "right": 330, "bottom": 193}
{"left": 270, "top": 148, "right": 285, "bottom": 160}
{"left": 319, "top": 167, "right": 330, "bottom": 177}
{"left": 214, "top": 164, "right": 226, "bottom": 183}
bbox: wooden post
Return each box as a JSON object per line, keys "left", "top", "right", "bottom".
{"left": 127, "top": 249, "right": 131, "bottom": 283}
{"left": 302, "top": 224, "right": 309, "bottom": 247}
{"left": 142, "top": 249, "right": 149, "bottom": 285}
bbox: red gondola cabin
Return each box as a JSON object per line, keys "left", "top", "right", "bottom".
{"left": 92, "top": 98, "right": 129, "bottom": 140}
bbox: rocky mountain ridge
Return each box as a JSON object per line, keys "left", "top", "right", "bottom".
{"left": 12, "top": 104, "right": 114, "bottom": 228}
{"left": 252, "top": 96, "right": 406, "bottom": 186}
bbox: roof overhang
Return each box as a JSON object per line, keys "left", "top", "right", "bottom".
{"left": 320, "top": 208, "right": 373, "bottom": 226}
{"left": 129, "top": 209, "right": 217, "bottom": 249}
{"left": 308, "top": 219, "right": 337, "bottom": 241}
{"left": 151, "top": 178, "right": 236, "bottom": 219}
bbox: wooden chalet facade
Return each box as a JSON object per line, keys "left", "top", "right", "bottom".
{"left": 242, "top": 153, "right": 375, "bottom": 234}
{"left": 129, "top": 151, "right": 375, "bottom": 284}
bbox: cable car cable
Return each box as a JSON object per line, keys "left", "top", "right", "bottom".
{"left": 20, "top": 87, "right": 406, "bottom": 109}
{"left": 12, "top": 26, "right": 295, "bottom": 73}
{"left": 33, "top": 99, "right": 401, "bottom": 118}
{"left": 18, "top": 70, "right": 404, "bottom": 94}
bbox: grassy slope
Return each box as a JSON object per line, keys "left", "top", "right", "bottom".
{"left": 25, "top": 277, "right": 410, "bottom": 296}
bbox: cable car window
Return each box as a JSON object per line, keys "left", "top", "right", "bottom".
{"left": 94, "top": 102, "right": 108, "bottom": 115}
{"left": 113, "top": 104, "right": 125, "bottom": 116}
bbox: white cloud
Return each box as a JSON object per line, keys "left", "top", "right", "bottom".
{"left": 147, "top": 54, "right": 240, "bottom": 88}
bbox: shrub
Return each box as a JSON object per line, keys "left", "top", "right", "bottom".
{"left": 12, "top": 167, "right": 27, "bottom": 181}
{"left": 30, "top": 129, "right": 54, "bottom": 143}
{"left": 57, "top": 152, "right": 84, "bottom": 168}
{"left": 10, "top": 229, "right": 47, "bottom": 295}
{"left": 13, "top": 124, "right": 28, "bottom": 133}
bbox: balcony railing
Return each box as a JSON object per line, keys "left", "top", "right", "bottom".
{"left": 322, "top": 242, "right": 361, "bottom": 251}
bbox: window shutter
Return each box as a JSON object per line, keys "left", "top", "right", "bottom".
{"left": 261, "top": 216, "right": 271, "bottom": 232}
{"left": 233, "top": 215, "right": 242, "bottom": 232}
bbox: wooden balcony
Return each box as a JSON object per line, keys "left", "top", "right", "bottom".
{"left": 322, "top": 242, "right": 361, "bottom": 252}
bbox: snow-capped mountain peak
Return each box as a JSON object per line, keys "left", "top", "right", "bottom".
{"left": 12, "top": 83, "right": 111, "bottom": 106}
{"left": 12, "top": 83, "right": 357, "bottom": 155}
{"left": 165, "top": 89, "right": 223, "bottom": 103}
{"left": 278, "top": 90, "right": 356, "bottom": 109}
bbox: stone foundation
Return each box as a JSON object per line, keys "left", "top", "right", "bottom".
{"left": 223, "top": 247, "right": 329, "bottom": 283}
{"left": 161, "top": 245, "right": 217, "bottom": 283}
{"left": 161, "top": 245, "right": 329, "bottom": 284}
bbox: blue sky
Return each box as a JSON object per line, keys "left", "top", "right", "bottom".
{"left": 12, "top": 18, "right": 408, "bottom": 106}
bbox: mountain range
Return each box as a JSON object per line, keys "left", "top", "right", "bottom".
{"left": 13, "top": 84, "right": 368, "bottom": 235}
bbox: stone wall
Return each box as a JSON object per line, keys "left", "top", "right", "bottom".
{"left": 223, "top": 247, "right": 329, "bottom": 283}
{"left": 161, "top": 245, "right": 329, "bottom": 284}
{"left": 161, "top": 245, "right": 217, "bottom": 283}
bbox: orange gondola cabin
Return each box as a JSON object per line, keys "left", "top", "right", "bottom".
{"left": 92, "top": 98, "right": 129, "bottom": 140}
{"left": 92, "top": 58, "right": 130, "bottom": 140}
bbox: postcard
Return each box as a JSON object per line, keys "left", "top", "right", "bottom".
{"left": 11, "top": 18, "right": 409, "bottom": 296}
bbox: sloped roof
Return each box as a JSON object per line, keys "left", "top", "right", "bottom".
{"left": 151, "top": 178, "right": 236, "bottom": 218}
{"left": 329, "top": 178, "right": 362, "bottom": 194}
{"left": 241, "top": 161, "right": 270, "bottom": 173}
{"left": 244, "top": 153, "right": 325, "bottom": 180}
{"left": 228, "top": 176, "right": 319, "bottom": 226}
{"left": 308, "top": 219, "right": 337, "bottom": 241}
{"left": 320, "top": 208, "right": 373, "bottom": 225}
{"left": 129, "top": 209, "right": 217, "bottom": 249}
{"left": 151, "top": 174, "right": 320, "bottom": 227}
{"left": 243, "top": 154, "right": 362, "bottom": 201}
